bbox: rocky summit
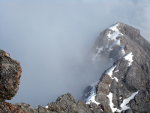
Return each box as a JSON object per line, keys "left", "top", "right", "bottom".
{"left": 84, "top": 22, "right": 150, "bottom": 113}
{"left": 1, "top": 22, "right": 150, "bottom": 113}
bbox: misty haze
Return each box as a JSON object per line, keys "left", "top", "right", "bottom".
{"left": 1, "top": 0, "right": 150, "bottom": 108}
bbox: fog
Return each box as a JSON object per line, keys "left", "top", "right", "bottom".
{"left": 0, "top": 0, "right": 150, "bottom": 106}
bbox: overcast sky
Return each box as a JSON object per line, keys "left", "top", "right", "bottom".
{"left": 0, "top": 0, "right": 150, "bottom": 106}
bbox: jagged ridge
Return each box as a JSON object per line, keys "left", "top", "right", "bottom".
{"left": 84, "top": 22, "right": 150, "bottom": 113}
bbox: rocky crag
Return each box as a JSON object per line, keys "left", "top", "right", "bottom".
{"left": 0, "top": 50, "right": 25, "bottom": 113}
{"left": 83, "top": 22, "right": 150, "bottom": 113}
{"left": 15, "top": 94, "right": 101, "bottom": 113}
{"left": 1, "top": 22, "right": 150, "bottom": 113}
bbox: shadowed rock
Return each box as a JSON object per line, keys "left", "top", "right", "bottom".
{"left": 0, "top": 50, "right": 22, "bottom": 101}
{"left": 0, "top": 50, "right": 25, "bottom": 113}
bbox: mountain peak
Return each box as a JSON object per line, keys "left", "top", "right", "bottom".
{"left": 92, "top": 22, "right": 144, "bottom": 63}
{"left": 85, "top": 23, "right": 150, "bottom": 113}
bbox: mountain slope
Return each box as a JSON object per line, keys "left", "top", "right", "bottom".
{"left": 84, "top": 22, "right": 150, "bottom": 113}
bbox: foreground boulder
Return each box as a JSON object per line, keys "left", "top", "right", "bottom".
{"left": 83, "top": 22, "right": 150, "bottom": 113}
{"left": 0, "top": 50, "right": 22, "bottom": 101}
{"left": 0, "top": 50, "right": 25, "bottom": 113}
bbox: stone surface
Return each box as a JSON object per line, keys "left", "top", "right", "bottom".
{"left": 0, "top": 50, "right": 24, "bottom": 113}
{"left": 0, "top": 50, "right": 22, "bottom": 101}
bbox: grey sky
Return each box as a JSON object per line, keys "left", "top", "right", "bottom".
{"left": 0, "top": 0, "right": 150, "bottom": 106}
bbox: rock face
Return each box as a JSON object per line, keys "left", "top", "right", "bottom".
{"left": 0, "top": 50, "right": 25, "bottom": 113}
{"left": 0, "top": 50, "right": 22, "bottom": 101}
{"left": 84, "top": 23, "right": 150, "bottom": 113}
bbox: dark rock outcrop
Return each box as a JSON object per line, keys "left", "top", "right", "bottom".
{"left": 84, "top": 22, "right": 150, "bottom": 113}
{"left": 0, "top": 50, "right": 22, "bottom": 101}
{"left": 0, "top": 50, "right": 25, "bottom": 113}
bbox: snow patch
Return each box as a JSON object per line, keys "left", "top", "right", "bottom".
{"left": 107, "top": 31, "right": 122, "bottom": 42}
{"left": 107, "top": 92, "right": 121, "bottom": 113}
{"left": 86, "top": 81, "right": 100, "bottom": 105}
{"left": 124, "top": 52, "right": 134, "bottom": 66}
{"left": 119, "top": 96, "right": 122, "bottom": 100}
{"left": 106, "top": 65, "right": 116, "bottom": 76}
{"left": 104, "top": 23, "right": 125, "bottom": 59}
{"left": 120, "top": 91, "right": 138, "bottom": 111}
{"left": 107, "top": 23, "right": 123, "bottom": 46}
{"left": 120, "top": 48, "right": 126, "bottom": 57}
{"left": 114, "top": 70, "right": 119, "bottom": 73}
{"left": 106, "top": 65, "right": 119, "bottom": 82}
{"left": 113, "top": 77, "right": 119, "bottom": 82}
{"left": 45, "top": 106, "right": 48, "bottom": 109}
{"left": 109, "top": 23, "right": 120, "bottom": 32}
{"left": 107, "top": 91, "right": 139, "bottom": 113}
